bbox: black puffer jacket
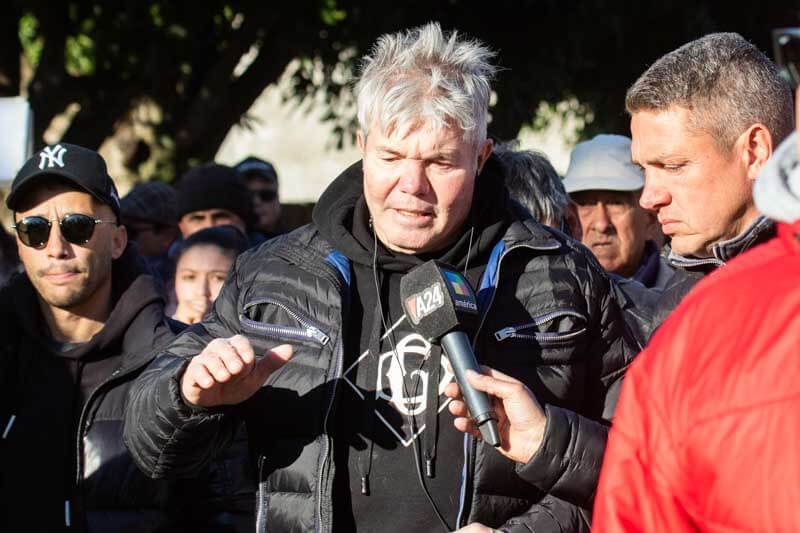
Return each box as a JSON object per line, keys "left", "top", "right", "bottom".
{"left": 0, "top": 246, "right": 254, "bottom": 532}
{"left": 124, "top": 162, "right": 636, "bottom": 532}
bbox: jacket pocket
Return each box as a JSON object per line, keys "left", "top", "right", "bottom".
{"left": 239, "top": 297, "right": 330, "bottom": 346}
{"left": 494, "top": 308, "right": 587, "bottom": 346}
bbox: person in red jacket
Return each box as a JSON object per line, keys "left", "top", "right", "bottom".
{"left": 593, "top": 119, "right": 800, "bottom": 531}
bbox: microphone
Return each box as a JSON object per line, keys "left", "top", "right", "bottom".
{"left": 400, "top": 261, "right": 501, "bottom": 447}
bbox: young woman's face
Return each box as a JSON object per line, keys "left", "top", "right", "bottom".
{"left": 173, "top": 244, "right": 234, "bottom": 324}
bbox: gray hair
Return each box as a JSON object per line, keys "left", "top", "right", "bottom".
{"left": 355, "top": 22, "right": 497, "bottom": 146}
{"left": 495, "top": 143, "right": 569, "bottom": 228}
{"left": 626, "top": 32, "right": 793, "bottom": 153}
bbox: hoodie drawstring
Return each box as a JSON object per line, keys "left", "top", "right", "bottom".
{"left": 422, "top": 345, "right": 442, "bottom": 478}
{"left": 357, "top": 303, "right": 384, "bottom": 495}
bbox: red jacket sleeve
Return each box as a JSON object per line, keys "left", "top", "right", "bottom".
{"left": 592, "top": 335, "right": 695, "bottom": 532}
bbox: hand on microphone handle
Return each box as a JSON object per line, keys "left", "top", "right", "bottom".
{"left": 440, "top": 331, "right": 501, "bottom": 447}
{"left": 445, "top": 365, "right": 547, "bottom": 464}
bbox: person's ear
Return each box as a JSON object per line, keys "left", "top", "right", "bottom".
{"left": 357, "top": 130, "right": 366, "bottom": 154}
{"left": 111, "top": 223, "right": 127, "bottom": 260}
{"left": 476, "top": 138, "right": 494, "bottom": 174}
{"left": 739, "top": 123, "right": 773, "bottom": 181}
{"left": 564, "top": 202, "right": 582, "bottom": 240}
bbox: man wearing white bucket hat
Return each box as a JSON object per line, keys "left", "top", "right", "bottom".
{"left": 564, "top": 134, "right": 671, "bottom": 290}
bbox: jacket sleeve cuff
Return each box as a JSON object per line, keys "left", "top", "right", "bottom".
{"left": 515, "top": 404, "right": 608, "bottom": 508}
{"left": 515, "top": 403, "right": 569, "bottom": 490}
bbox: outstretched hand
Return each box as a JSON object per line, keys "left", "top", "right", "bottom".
{"left": 445, "top": 367, "right": 546, "bottom": 464}
{"left": 181, "top": 335, "right": 293, "bottom": 408}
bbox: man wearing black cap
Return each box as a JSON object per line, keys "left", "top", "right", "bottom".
{"left": 0, "top": 143, "right": 254, "bottom": 532}
{"left": 176, "top": 163, "right": 254, "bottom": 239}
{"left": 235, "top": 156, "right": 283, "bottom": 237}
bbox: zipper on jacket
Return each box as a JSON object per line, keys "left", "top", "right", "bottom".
{"left": 668, "top": 255, "right": 723, "bottom": 269}
{"left": 494, "top": 309, "right": 587, "bottom": 343}
{"left": 256, "top": 456, "right": 268, "bottom": 533}
{"left": 316, "top": 338, "right": 343, "bottom": 533}
{"left": 249, "top": 243, "right": 346, "bottom": 533}
{"left": 458, "top": 243, "right": 539, "bottom": 526}
{"left": 472, "top": 244, "right": 543, "bottom": 351}
{"left": 241, "top": 298, "right": 330, "bottom": 345}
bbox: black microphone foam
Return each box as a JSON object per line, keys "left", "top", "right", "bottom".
{"left": 400, "top": 261, "right": 500, "bottom": 447}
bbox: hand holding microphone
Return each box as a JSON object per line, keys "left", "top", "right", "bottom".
{"left": 445, "top": 367, "right": 547, "bottom": 464}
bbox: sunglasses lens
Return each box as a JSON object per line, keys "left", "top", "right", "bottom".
{"left": 61, "top": 214, "right": 96, "bottom": 245}
{"left": 16, "top": 217, "right": 51, "bottom": 248}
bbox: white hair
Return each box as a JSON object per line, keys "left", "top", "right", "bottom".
{"left": 355, "top": 22, "right": 497, "bottom": 146}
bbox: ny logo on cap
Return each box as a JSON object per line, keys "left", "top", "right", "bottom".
{"left": 38, "top": 144, "right": 67, "bottom": 170}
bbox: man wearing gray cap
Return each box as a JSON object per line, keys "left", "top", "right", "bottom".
{"left": 121, "top": 181, "right": 180, "bottom": 283}
{"left": 564, "top": 134, "right": 671, "bottom": 290}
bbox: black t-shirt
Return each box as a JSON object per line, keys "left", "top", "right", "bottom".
{"left": 332, "top": 266, "right": 466, "bottom": 533}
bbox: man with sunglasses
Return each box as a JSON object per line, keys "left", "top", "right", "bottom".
{"left": 235, "top": 156, "right": 284, "bottom": 238}
{"left": 0, "top": 143, "right": 254, "bottom": 532}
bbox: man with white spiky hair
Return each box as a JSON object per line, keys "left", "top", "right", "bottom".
{"left": 126, "top": 22, "right": 636, "bottom": 533}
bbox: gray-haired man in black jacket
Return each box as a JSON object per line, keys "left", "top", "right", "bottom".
{"left": 124, "top": 23, "right": 637, "bottom": 533}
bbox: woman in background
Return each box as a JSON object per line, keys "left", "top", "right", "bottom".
{"left": 172, "top": 225, "right": 249, "bottom": 325}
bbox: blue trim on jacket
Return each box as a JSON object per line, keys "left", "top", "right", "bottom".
{"left": 477, "top": 240, "right": 505, "bottom": 312}
{"left": 325, "top": 250, "right": 351, "bottom": 287}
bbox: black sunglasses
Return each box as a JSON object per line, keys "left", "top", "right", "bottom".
{"left": 253, "top": 189, "right": 278, "bottom": 202}
{"left": 12, "top": 213, "right": 117, "bottom": 249}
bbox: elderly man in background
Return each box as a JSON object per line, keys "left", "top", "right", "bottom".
{"left": 564, "top": 134, "right": 670, "bottom": 290}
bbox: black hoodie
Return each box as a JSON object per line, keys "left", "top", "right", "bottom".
{"left": 313, "top": 156, "right": 515, "bottom": 532}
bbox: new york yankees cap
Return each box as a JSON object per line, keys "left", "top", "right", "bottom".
{"left": 6, "top": 142, "right": 121, "bottom": 219}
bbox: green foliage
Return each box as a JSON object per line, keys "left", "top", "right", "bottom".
{"left": 19, "top": 13, "right": 42, "bottom": 70}
{"left": 66, "top": 33, "right": 95, "bottom": 76}
{"left": 9, "top": 0, "right": 800, "bottom": 182}
{"left": 321, "top": 0, "right": 347, "bottom": 26}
